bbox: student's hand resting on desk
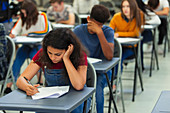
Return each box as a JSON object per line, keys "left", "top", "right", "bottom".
{"left": 114, "top": 33, "right": 119, "bottom": 38}
{"left": 21, "top": 34, "right": 28, "bottom": 36}
{"left": 25, "top": 84, "right": 40, "bottom": 96}
{"left": 9, "top": 34, "right": 16, "bottom": 38}
{"left": 63, "top": 44, "right": 74, "bottom": 60}
{"left": 87, "top": 20, "right": 102, "bottom": 34}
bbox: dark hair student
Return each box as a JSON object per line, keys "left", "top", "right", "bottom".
{"left": 16, "top": 28, "right": 90, "bottom": 113}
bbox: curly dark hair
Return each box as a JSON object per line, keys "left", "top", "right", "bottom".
{"left": 38, "top": 28, "right": 87, "bottom": 75}
{"left": 90, "top": 5, "right": 110, "bottom": 24}
{"left": 20, "top": 1, "right": 39, "bottom": 30}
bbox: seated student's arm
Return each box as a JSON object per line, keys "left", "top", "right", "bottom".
{"left": 116, "top": 27, "right": 140, "bottom": 38}
{"left": 16, "top": 60, "right": 40, "bottom": 96}
{"left": 28, "top": 12, "right": 51, "bottom": 36}
{"left": 57, "top": 13, "right": 75, "bottom": 25}
{"left": 9, "top": 18, "right": 22, "bottom": 38}
{"left": 155, "top": 7, "right": 169, "bottom": 16}
{"left": 63, "top": 44, "right": 87, "bottom": 90}
{"left": 145, "top": 10, "right": 161, "bottom": 25}
{"left": 88, "top": 21, "right": 114, "bottom": 60}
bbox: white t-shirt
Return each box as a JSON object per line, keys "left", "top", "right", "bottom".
{"left": 145, "top": 9, "right": 161, "bottom": 25}
{"left": 155, "top": 0, "right": 169, "bottom": 11}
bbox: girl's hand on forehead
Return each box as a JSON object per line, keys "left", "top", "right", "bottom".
{"left": 63, "top": 44, "right": 74, "bottom": 60}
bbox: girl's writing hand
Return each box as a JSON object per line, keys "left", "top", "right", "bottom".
{"left": 63, "top": 44, "right": 74, "bottom": 60}
{"left": 114, "top": 33, "right": 119, "bottom": 38}
{"left": 25, "top": 84, "right": 40, "bottom": 96}
{"left": 9, "top": 34, "right": 16, "bottom": 38}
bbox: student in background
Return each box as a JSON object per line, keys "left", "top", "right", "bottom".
{"left": 73, "top": 0, "right": 99, "bottom": 14}
{"left": 136, "top": 0, "right": 161, "bottom": 70}
{"left": 0, "top": 0, "right": 14, "bottom": 35}
{"left": 148, "top": 0, "right": 169, "bottom": 54}
{"left": 5, "top": 1, "right": 52, "bottom": 94}
{"left": 0, "top": 23, "right": 8, "bottom": 80}
{"left": 47, "top": 0, "right": 75, "bottom": 25}
{"left": 16, "top": 28, "right": 90, "bottom": 113}
{"left": 73, "top": 5, "right": 114, "bottom": 113}
{"left": 109, "top": 0, "right": 143, "bottom": 75}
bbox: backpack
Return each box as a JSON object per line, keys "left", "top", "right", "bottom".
{"left": 0, "top": 0, "right": 11, "bottom": 22}
{"left": 0, "top": 23, "right": 8, "bottom": 80}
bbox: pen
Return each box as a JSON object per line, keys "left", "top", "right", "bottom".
{"left": 24, "top": 76, "right": 33, "bottom": 86}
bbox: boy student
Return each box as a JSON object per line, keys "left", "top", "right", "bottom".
{"left": 73, "top": 5, "right": 114, "bottom": 113}
{"left": 47, "top": 0, "right": 75, "bottom": 25}
{"left": 148, "top": 0, "right": 169, "bottom": 54}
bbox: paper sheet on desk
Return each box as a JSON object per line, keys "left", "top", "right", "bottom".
{"left": 32, "top": 86, "right": 69, "bottom": 100}
{"left": 13, "top": 36, "right": 43, "bottom": 43}
{"left": 116, "top": 38, "right": 140, "bottom": 43}
{"left": 87, "top": 57, "right": 102, "bottom": 63}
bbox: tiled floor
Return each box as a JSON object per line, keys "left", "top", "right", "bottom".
{"left": 1, "top": 45, "right": 170, "bottom": 113}
{"left": 104, "top": 46, "right": 170, "bottom": 113}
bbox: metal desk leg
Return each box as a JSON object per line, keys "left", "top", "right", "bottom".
{"left": 108, "top": 68, "right": 115, "bottom": 113}
{"left": 163, "top": 35, "right": 167, "bottom": 57}
{"left": 150, "top": 28, "right": 159, "bottom": 77}
{"left": 132, "top": 46, "right": 144, "bottom": 102}
{"left": 163, "top": 18, "right": 169, "bottom": 57}
{"left": 104, "top": 73, "right": 118, "bottom": 113}
{"left": 83, "top": 100, "right": 87, "bottom": 113}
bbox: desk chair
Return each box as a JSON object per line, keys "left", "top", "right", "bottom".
{"left": 122, "top": 36, "right": 144, "bottom": 102}
{"left": 0, "top": 36, "right": 16, "bottom": 97}
{"left": 104, "top": 38, "right": 125, "bottom": 112}
{"left": 75, "top": 12, "right": 82, "bottom": 26}
{"left": 86, "top": 60, "right": 97, "bottom": 113}
{"left": 113, "top": 38, "right": 125, "bottom": 112}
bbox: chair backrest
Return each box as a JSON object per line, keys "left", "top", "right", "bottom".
{"left": 86, "top": 60, "right": 96, "bottom": 88}
{"left": 114, "top": 38, "right": 122, "bottom": 78}
{"left": 74, "top": 12, "right": 82, "bottom": 26}
{"left": 86, "top": 59, "right": 97, "bottom": 113}
{"left": 6, "top": 36, "right": 15, "bottom": 66}
{"left": 0, "top": 36, "right": 16, "bottom": 96}
{"left": 114, "top": 38, "right": 122, "bottom": 58}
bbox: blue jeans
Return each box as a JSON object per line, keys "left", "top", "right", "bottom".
{"left": 96, "top": 70, "right": 111, "bottom": 113}
{"left": 41, "top": 68, "right": 91, "bottom": 113}
{"left": 12, "top": 45, "right": 41, "bottom": 81}
{"left": 115, "top": 47, "right": 134, "bottom": 76}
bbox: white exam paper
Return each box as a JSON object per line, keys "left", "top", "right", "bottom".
{"left": 87, "top": 57, "right": 102, "bottom": 64}
{"left": 13, "top": 36, "right": 43, "bottom": 43}
{"left": 116, "top": 38, "right": 140, "bottom": 43}
{"left": 32, "top": 86, "right": 70, "bottom": 100}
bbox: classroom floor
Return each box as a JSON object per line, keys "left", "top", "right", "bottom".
{"left": 1, "top": 44, "right": 170, "bottom": 113}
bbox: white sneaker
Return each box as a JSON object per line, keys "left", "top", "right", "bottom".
{"left": 144, "top": 44, "right": 152, "bottom": 53}
{"left": 158, "top": 45, "right": 163, "bottom": 55}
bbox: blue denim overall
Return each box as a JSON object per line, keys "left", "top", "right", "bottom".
{"left": 36, "top": 67, "right": 91, "bottom": 113}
